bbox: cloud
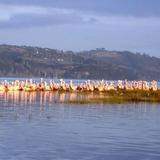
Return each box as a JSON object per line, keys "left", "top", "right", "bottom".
{"left": 0, "top": 1, "right": 160, "bottom": 57}
{"left": 0, "top": 0, "right": 160, "bottom": 18}
{"left": 1, "top": 3, "right": 160, "bottom": 30}
{"left": 0, "top": 4, "right": 98, "bottom": 29}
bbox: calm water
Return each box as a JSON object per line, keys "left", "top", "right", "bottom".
{"left": 0, "top": 91, "right": 160, "bottom": 160}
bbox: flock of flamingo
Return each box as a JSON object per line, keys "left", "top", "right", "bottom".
{"left": 0, "top": 79, "right": 159, "bottom": 92}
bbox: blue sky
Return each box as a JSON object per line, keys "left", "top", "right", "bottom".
{"left": 0, "top": 0, "right": 160, "bottom": 57}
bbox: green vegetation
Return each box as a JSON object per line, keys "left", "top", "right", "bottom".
{"left": 65, "top": 89, "right": 160, "bottom": 104}
{"left": 0, "top": 44, "right": 160, "bottom": 80}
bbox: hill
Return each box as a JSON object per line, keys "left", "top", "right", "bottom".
{"left": 0, "top": 44, "right": 160, "bottom": 80}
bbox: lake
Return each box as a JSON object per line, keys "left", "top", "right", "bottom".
{"left": 0, "top": 91, "right": 160, "bottom": 160}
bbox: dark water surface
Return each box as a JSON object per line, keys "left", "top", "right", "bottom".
{"left": 0, "top": 92, "right": 160, "bottom": 160}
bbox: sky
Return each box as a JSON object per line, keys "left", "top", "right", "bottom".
{"left": 0, "top": 0, "right": 160, "bottom": 57}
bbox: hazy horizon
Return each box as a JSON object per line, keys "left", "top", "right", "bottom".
{"left": 0, "top": 43, "right": 159, "bottom": 59}
{"left": 0, "top": 0, "right": 160, "bottom": 57}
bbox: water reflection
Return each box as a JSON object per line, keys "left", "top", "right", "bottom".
{"left": 0, "top": 91, "right": 159, "bottom": 120}
{"left": 0, "top": 91, "right": 159, "bottom": 109}
{"left": 0, "top": 91, "right": 108, "bottom": 106}
{"left": 0, "top": 91, "right": 105, "bottom": 120}
{"left": 1, "top": 91, "right": 160, "bottom": 159}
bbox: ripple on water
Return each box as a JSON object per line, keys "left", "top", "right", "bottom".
{"left": 0, "top": 93, "right": 160, "bottom": 159}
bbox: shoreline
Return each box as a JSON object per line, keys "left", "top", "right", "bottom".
{"left": 0, "top": 89, "right": 160, "bottom": 104}
{"left": 63, "top": 89, "right": 160, "bottom": 104}
{"left": 0, "top": 79, "right": 160, "bottom": 103}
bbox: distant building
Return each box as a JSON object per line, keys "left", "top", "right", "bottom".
{"left": 96, "top": 48, "right": 106, "bottom": 51}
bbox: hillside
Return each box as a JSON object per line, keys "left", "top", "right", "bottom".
{"left": 0, "top": 44, "right": 160, "bottom": 80}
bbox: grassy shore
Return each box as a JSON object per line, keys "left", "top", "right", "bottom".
{"left": 66, "top": 89, "right": 160, "bottom": 104}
